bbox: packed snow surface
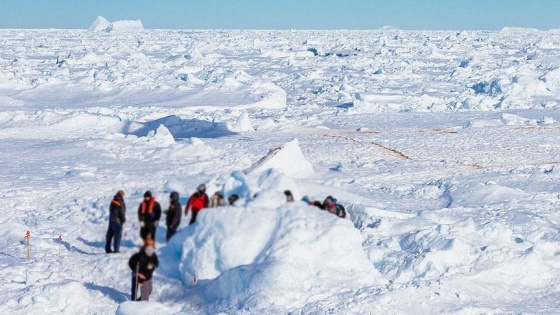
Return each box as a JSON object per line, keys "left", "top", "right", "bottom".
{"left": 1, "top": 28, "right": 560, "bottom": 314}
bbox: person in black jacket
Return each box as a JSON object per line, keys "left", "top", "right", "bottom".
{"left": 138, "top": 191, "right": 162, "bottom": 247}
{"left": 105, "top": 190, "right": 126, "bottom": 253}
{"left": 129, "top": 245, "right": 159, "bottom": 301}
{"left": 164, "top": 191, "right": 181, "bottom": 242}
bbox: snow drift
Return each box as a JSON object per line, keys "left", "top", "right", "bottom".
{"left": 244, "top": 138, "right": 314, "bottom": 178}
{"left": 174, "top": 201, "right": 385, "bottom": 310}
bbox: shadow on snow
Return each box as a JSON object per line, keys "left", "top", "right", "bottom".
{"left": 123, "top": 115, "right": 236, "bottom": 139}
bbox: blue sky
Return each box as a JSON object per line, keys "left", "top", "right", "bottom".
{"left": 1, "top": 0, "right": 558, "bottom": 30}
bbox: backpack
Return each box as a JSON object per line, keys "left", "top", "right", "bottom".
{"left": 335, "top": 204, "right": 346, "bottom": 218}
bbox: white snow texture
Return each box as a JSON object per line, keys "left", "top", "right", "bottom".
{"left": 1, "top": 27, "right": 560, "bottom": 315}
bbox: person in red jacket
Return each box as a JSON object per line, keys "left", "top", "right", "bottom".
{"left": 185, "top": 184, "right": 209, "bottom": 225}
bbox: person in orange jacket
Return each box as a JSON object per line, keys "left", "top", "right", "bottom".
{"left": 185, "top": 184, "right": 209, "bottom": 225}
{"left": 138, "top": 191, "right": 162, "bottom": 246}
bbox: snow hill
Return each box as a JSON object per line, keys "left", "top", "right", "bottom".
{"left": 1, "top": 28, "right": 560, "bottom": 314}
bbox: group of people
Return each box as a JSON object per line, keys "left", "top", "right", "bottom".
{"left": 104, "top": 184, "right": 241, "bottom": 301}
{"left": 104, "top": 185, "right": 345, "bottom": 301}
{"left": 284, "top": 190, "right": 347, "bottom": 218}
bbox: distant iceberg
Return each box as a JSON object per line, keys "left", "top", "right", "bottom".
{"left": 88, "top": 16, "right": 144, "bottom": 32}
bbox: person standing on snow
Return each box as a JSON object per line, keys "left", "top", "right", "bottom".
{"left": 128, "top": 245, "right": 159, "bottom": 301}
{"left": 185, "top": 184, "right": 209, "bottom": 225}
{"left": 105, "top": 190, "right": 126, "bottom": 254}
{"left": 164, "top": 191, "right": 181, "bottom": 242}
{"left": 138, "top": 191, "right": 162, "bottom": 247}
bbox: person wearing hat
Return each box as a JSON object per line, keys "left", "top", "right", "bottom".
{"left": 164, "top": 191, "right": 181, "bottom": 242}
{"left": 128, "top": 245, "right": 159, "bottom": 301}
{"left": 284, "top": 190, "right": 294, "bottom": 202}
{"left": 323, "top": 196, "right": 346, "bottom": 218}
{"left": 105, "top": 190, "right": 126, "bottom": 253}
{"left": 227, "top": 194, "right": 239, "bottom": 206}
{"left": 138, "top": 191, "right": 162, "bottom": 247}
{"left": 185, "top": 184, "right": 209, "bottom": 225}
{"left": 209, "top": 191, "right": 226, "bottom": 208}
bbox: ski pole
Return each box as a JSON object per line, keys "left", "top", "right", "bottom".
{"left": 134, "top": 262, "right": 140, "bottom": 301}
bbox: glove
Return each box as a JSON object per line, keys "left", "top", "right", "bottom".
{"left": 140, "top": 221, "right": 145, "bottom": 228}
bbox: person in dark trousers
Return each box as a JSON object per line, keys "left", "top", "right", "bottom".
{"left": 164, "top": 191, "right": 181, "bottom": 242}
{"left": 185, "top": 184, "right": 209, "bottom": 225}
{"left": 129, "top": 245, "right": 159, "bottom": 301}
{"left": 138, "top": 191, "right": 162, "bottom": 247}
{"left": 105, "top": 190, "right": 126, "bottom": 253}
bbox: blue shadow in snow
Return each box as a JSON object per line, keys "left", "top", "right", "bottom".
{"left": 54, "top": 238, "right": 98, "bottom": 256}
{"left": 123, "top": 115, "right": 236, "bottom": 139}
{"left": 77, "top": 236, "right": 136, "bottom": 249}
{"left": 84, "top": 282, "right": 129, "bottom": 303}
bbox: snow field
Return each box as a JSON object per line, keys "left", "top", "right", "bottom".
{"left": 1, "top": 28, "right": 560, "bottom": 314}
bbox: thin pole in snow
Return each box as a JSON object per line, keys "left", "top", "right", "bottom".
{"left": 191, "top": 275, "right": 197, "bottom": 310}
{"left": 25, "top": 231, "right": 30, "bottom": 260}
{"left": 58, "top": 235, "right": 62, "bottom": 274}
{"left": 134, "top": 262, "right": 140, "bottom": 301}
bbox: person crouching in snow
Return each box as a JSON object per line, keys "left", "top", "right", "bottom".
{"left": 138, "top": 191, "right": 162, "bottom": 246}
{"left": 105, "top": 190, "right": 126, "bottom": 254}
{"left": 164, "top": 192, "right": 181, "bottom": 242}
{"left": 323, "top": 196, "right": 346, "bottom": 219}
{"left": 185, "top": 184, "right": 209, "bottom": 225}
{"left": 129, "top": 245, "right": 159, "bottom": 301}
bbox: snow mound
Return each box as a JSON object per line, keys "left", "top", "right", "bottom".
{"left": 176, "top": 201, "right": 385, "bottom": 310}
{"left": 467, "top": 113, "right": 539, "bottom": 128}
{"left": 116, "top": 301, "right": 187, "bottom": 315}
{"left": 227, "top": 112, "right": 254, "bottom": 132}
{"left": 543, "top": 68, "right": 560, "bottom": 94}
{"left": 88, "top": 16, "right": 144, "bottom": 32}
{"left": 450, "top": 181, "right": 526, "bottom": 207}
{"left": 245, "top": 138, "right": 313, "bottom": 178}
{"left": 12, "top": 280, "right": 111, "bottom": 314}
{"left": 88, "top": 16, "right": 111, "bottom": 32}
{"left": 246, "top": 83, "right": 287, "bottom": 109}
{"left": 146, "top": 124, "right": 175, "bottom": 147}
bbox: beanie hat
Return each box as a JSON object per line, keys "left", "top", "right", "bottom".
{"left": 144, "top": 191, "right": 152, "bottom": 198}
